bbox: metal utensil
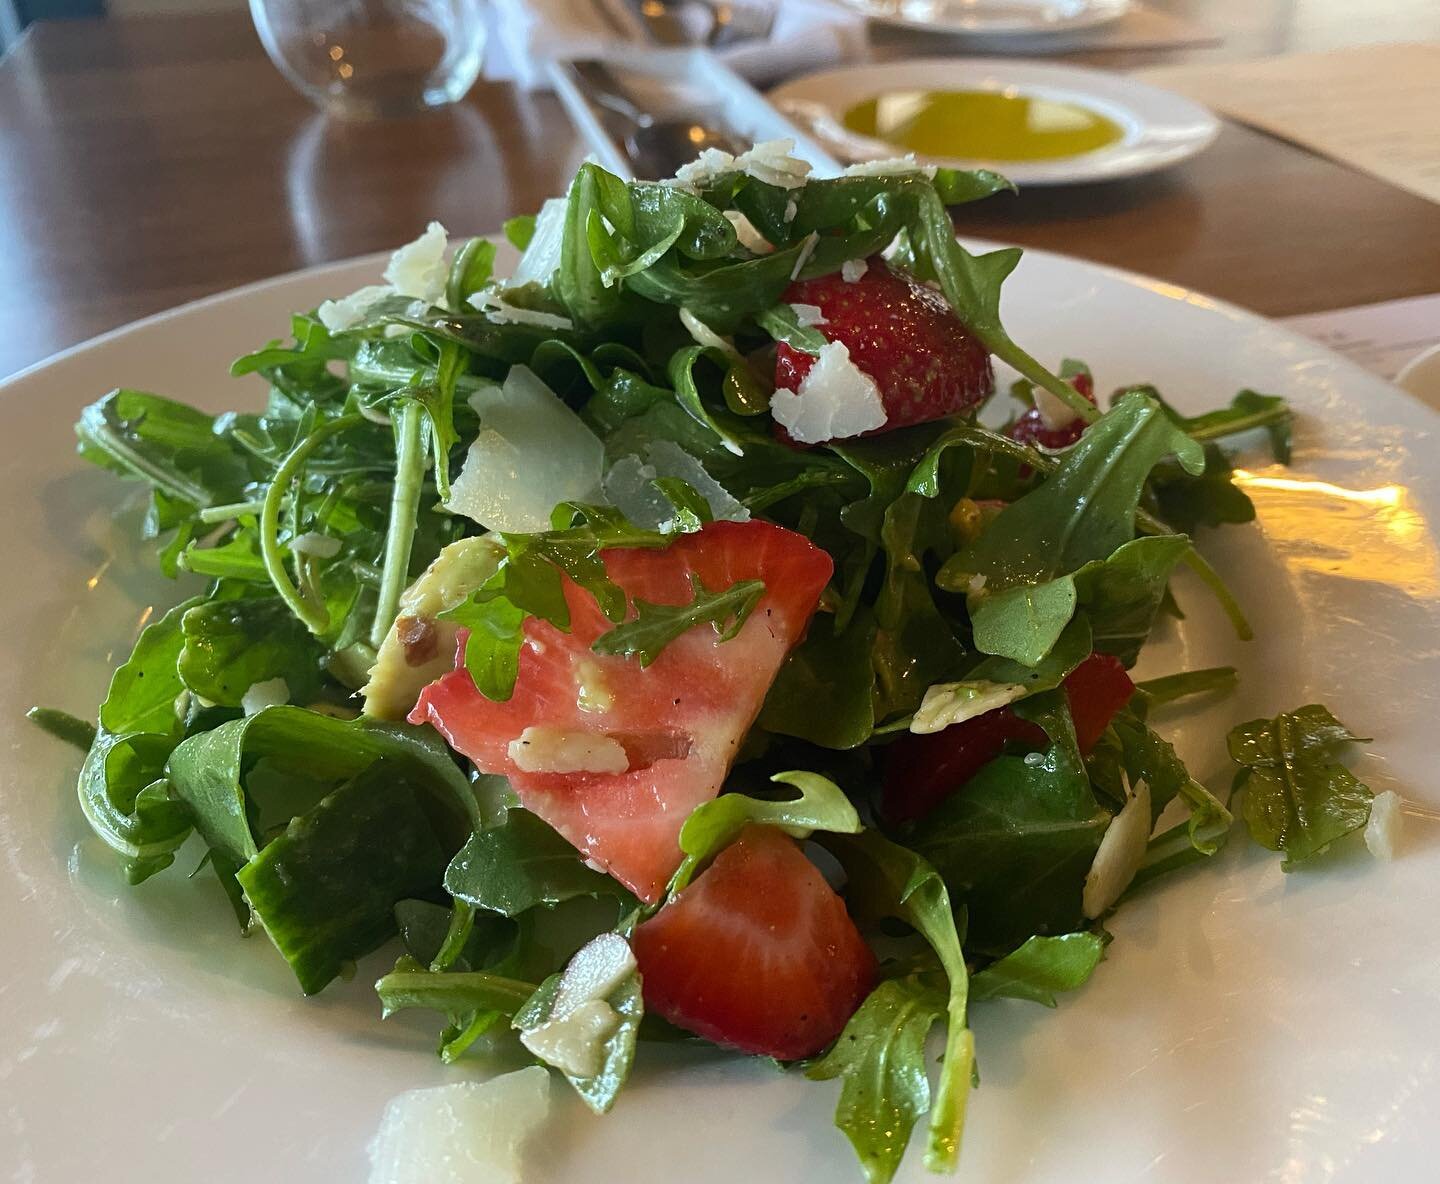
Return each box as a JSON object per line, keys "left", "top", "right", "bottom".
{"left": 567, "top": 59, "right": 748, "bottom": 177}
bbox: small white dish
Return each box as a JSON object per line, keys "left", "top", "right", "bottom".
{"left": 770, "top": 56, "right": 1220, "bottom": 185}
{"left": 836, "top": 0, "right": 1129, "bottom": 36}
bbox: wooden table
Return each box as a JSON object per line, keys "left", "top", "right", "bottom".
{"left": 2, "top": 4, "right": 1439, "bottom": 381}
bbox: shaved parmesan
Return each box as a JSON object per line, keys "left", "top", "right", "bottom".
{"left": 674, "top": 139, "right": 811, "bottom": 191}
{"left": 841, "top": 259, "right": 868, "bottom": 283}
{"left": 602, "top": 441, "right": 749, "bottom": 530}
{"left": 507, "top": 726, "right": 629, "bottom": 775}
{"left": 510, "top": 197, "right": 567, "bottom": 287}
{"left": 783, "top": 198, "right": 798, "bottom": 223}
{"left": 383, "top": 220, "right": 449, "bottom": 304}
{"left": 844, "top": 155, "right": 937, "bottom": 179}
{"left": 519, "top": 1000, "right": 620, "bottom": 1079}
{"left": 769, "top": 340, "right": 887, "bottom": 444}
{"left": 470, "top": 289, "right": 573, "bottom": 331}
{"left": 1034, "top": 385, "right": 1082, "bottom": 432}
{"left": 790, "top": 231, "right": 820, "bottom": 280}
{"left": 446, "top": 366, "right": 604, "bottom": 532}
{"left": 367, "top": 1067, "right": 550, "bottom": 1184}
{"left": 317, "top": 284, "right": 391, "bottom": 333}
{"left": 553, "top": 933, "right": 637, "bottom": 1015}
{"left": 679, "top": 307, "right": 739, "bottom": 355}
{"left": 723, "top": 210, "right": 773, "bottom": 254}
{"left": 519, "top": 934, "right": 637, "bottom": 1078}
{"left": 1083, "top": 776, "right": 1151, "bottom": 919}
{"left": 790, "top": 302, "right": 827, "bottom": 327}
{"left": 241, "top": 678, "right": 289, "bottom": 716}
{"left": 289, "top": 531, "right": 341, "bottom": 559}
{"left": 911, "top": 680, "right": 1026, "bottom": 735}
{"left": 1365, "top": 790, "right": 1403, "bottom": 860}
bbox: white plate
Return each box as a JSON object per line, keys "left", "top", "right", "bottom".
{"left": 836, "top": 0, "right": 1129, "bottom": 36}
{"left": 771, "top": 57, "right": 1219, "bottom": 185}
{"left": 3, "top": 242, "right": 1440, "bottom": 1184}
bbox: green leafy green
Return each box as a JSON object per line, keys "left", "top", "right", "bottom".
{"left": 591, "top": 574, "right": 763, "bottom": 667}
{"left": 824, "top": 831, "right": 972, "bottom": 1174}
{"left": 807, "top": 975, "right": 947, "bottom": 1184}
{"left": 669, "top": 771, "right": 861, "bottom": 895}
{"left": 1229, "top": 704, "right": 1373, "bottom": 868}
{"left": 238, "top": 762, "right": 453, "bottom": 994}
{"left": 970, "top": 932, "right": 1107, "bottom": 1006}
{"left": 911, "top": 693, "right": 1108, "bottom": 949}
{"left": 445, "top": 810, "right": 624, "bottom": 917}
{"left": 177, "top": 597, "right": 324, "bottom": 707}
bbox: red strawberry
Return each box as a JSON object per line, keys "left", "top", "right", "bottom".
{"left": 410, "top": 521, "right": 832, "bottom": 903}
{"left": 882, "top": 652, "right": 1134, "bottom": 823}
{"left": 1009, "top": 370, "right": 1097, "bottom": 450}
{"left": 632, "top": 824, "right": 877, "bottom": 1059}
{"left": 774, "top": 257, "right": 993, "bottom": 440}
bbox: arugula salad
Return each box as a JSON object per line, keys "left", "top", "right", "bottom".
{"left": 35, "top": 141, "right": 1391, "bottom": 1181}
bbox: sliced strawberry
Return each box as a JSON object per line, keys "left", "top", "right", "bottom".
{"left": 1064, "top": 652, "right": 1135, "bottom": 752}
{"left": 410, "top": 521, "right": 832, "bottom": 903}
{"left": 883, "top": 652, "right": 1135, "bottom": 823}
{"left": 632, "top": 824, "right": 877, "bottom": 1059}
{"left": 1009, "top": 370, "right": 1097, "bottom": 450}
{"left": 775, "top": 257, "right": 993, "bottom": 439}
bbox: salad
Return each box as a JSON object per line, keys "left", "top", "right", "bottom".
{"left": 34, "top": 141, "right": 1392, "bottom": 1181}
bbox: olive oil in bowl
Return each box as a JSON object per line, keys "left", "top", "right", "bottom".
{"left": 844, "top": 89, "right": 1125, "bottom": 163}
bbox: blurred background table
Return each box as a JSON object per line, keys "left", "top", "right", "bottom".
{"left": 2, "top": 0, "right": 1439, "bottom": 380}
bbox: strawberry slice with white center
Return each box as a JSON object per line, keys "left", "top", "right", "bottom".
{"left": 410, "top": 521, "right": 833, "bottom": 903}
{"left": 632, "top": 824, "right": 878, "bottom": 1059}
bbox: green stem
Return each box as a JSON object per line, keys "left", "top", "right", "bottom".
{"left": 26, "top": 706, "right": 97, "bottom": 751}
{"left": 375, "top": 965, "right": 538, "bottom": 1019}
{"left": 261, "top": 414, "right": 365, "bottom": 637}
{"left": 198, "top": 498, "right": 267, "bottom": 524}
{"left": 1186, "top": 405, "right": 1292, "bottom": 443}
{"left": 1181, "top": 546, "right": 1253, "bottom": 641}
{"left": 370, "top": 402, "right": 427, "bottom": 650}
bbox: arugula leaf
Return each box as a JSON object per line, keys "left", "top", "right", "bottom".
{"left": 911, "top": 692, "right": 1108, "bottom": 949}
{"left": 445, "top": 809, "right": 624, "bottom": 917}
{"left": 969, "top": 932, "right": 1107, "bottom": 1006}
{"left": 669, "top": 771, "right": 862, "bottom": 895}
{"left": 440, "top": 509, "right": 678, "bottom": 699}
{"left": 238, "top": 761, "right": 454, "bottom": 994}
{"left": 807, "top": 975, "right": 947, "bottom": 1184}
{"left": 76, "top": 598, "right": 202, "bottom": 883}
{"left": 166, "top": 706, "right": 476, "bottom": 869}
{"left": 177, "top": 597, "right": 325, "bottom": 708}
{"left": 1073, "top": 534, "right": 1191, "bottom": 666}
{"left": 760, "top": 609, "right": 877, "bottom": 749}
{"left": 591, "top": 574, "right": 764, "bottom": 667}
{"left": 76, "top": 389, "right": 252, "bottom": 509}
{"left": 824, "top": 831, "right": 972, "bottom": 1174}
{"left": 940, "top": 392, "right": 1204, "bottom": 595}
{"left": 1149, "top": 444, "right": 1257, "bottom": 535}
{"left": 1134, "top": 666, "right": 1239, "bottom": 709}
{"left": 446, "top": 237, "right": 498, "bottom": 312}
{"left": 1229, "top": 704, "right": 1373, "bottom": 868}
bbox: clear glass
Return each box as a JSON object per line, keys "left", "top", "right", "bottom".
{"left": 250, "top": 0, "right": 486, "bottom": 119}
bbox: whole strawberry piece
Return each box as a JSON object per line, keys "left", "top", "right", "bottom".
{"left": 1009, "top": 369, "right": 1097, "bottom": 450}
{"left": 774, "top": 257, "right": 993, "bottom": 443}
{"left": 632, "top": 824, "right": 877, "bottom": 1059}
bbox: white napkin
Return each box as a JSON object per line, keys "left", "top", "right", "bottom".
{"left": 485, "top": 0, "right": 869, "bottom": 90}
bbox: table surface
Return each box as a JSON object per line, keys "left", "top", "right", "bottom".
{"left": 2, "top": 1, "right": 1439, "bottom": 381}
